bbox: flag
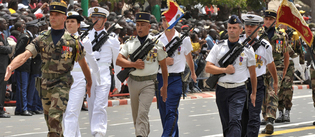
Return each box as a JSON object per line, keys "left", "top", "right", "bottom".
{"left": 276, "top": 0, "right": 314, "bottom": 47}
{"left": 162, "top": 0, "right": 185, "bottom": 30}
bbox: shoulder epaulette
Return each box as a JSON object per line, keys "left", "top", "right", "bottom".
{"left": 124, "top": 36, "right": 136, "bottom": 44}
{"left": 40, "top": 30, "right": 48, "bottom": 35}
{"left": 217, "top": 40, "right": 225, "bottom": 44}
{"left": 109, "top": 33, "right": 116, "bottom": 37}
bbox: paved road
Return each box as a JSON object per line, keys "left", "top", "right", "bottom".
{"left": 0, "top": 88, "right": 314, "bottom": 137}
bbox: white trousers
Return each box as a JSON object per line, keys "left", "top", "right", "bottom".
{"left": 87, "top": 69, "right": 110, "bottom": 137}
{"left": 63, "top": 72, "right": 86, "bottom": 137}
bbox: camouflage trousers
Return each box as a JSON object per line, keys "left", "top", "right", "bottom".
{"left": 36, "top": 74, "right": 72, "bottom": 137}
{"left": 262, "top": 67, "right": 283, "bottom": 120}
{"left": 310, "top": 68, "right": 315, "bottom": 108}
{"left": 278, "top": 62, "right": 294, "bottom": 111}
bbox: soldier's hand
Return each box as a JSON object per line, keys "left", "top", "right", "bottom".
{"left": 166, "top": 57, "right": 174, "bottom": 66}
{"left": 225, "top": 65, "right": 235, "bottom": 74}
{"left": 160, "top": 86, "right": 167, "bottom": 102}
{"left": 191, "top": 72, "right": 197, "bottom": 83}
{"left": 4, "top": 66, "right": 12, "bottom": 81}
{"left": 134, "top": 59, "right": 144, "bottom": 69}
{"left": 250, "top": 93, "right": 256, "bottom": 107}
{"left": 273, "top": 82, "right": 278, "bottom": 95}
{"left": 86, "top": 80, "right": 92, "bottom": 97}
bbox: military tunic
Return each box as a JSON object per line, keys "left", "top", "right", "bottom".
{"left": 120, "top": 34, "right": 167, "bottom": 137}
{"left": 26, "top": 29, "right": 85, "bottom": 136}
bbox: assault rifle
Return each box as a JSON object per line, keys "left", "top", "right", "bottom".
{"left": 251, "top": 20, "right": 276, "bottom": 51}
{"left": 80, "top": 20, "right": 98, "bottom": 40}
{"left": 91, "top": 15, "right": 124, "bottom": 51}
{"left": 165, "top": 25, "right": 195, "bottom": 57}
{"left": 116, "top": 34, "right": 163, "bottom": 83}
{"left": 206, "top": 24, "right": 262, "bottom": 89}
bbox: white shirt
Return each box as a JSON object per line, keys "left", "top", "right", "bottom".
{"left": 206, "top": 39, "right": 256, "bottom": 83}
{"left": 240, "top": 35, "right": 274, "bottom": 77}
{"left": 158, "top": 31, "right": 192, "bottom": 73}
{"left": 88, "top": 28, "right": 121, "bottom": 89}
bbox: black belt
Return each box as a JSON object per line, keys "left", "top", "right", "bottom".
{"left": 158, "top": 73, "right": 182, "bottom": 77}
{"left": 247, "top": 75, "right": 264, "bottom": 81}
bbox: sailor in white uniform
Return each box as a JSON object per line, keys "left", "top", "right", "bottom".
{"left": 239, "top": 14, "right": 278, "bottom": 137}
{"left": 87, "top": 7, "right": 121, "bottom": 137}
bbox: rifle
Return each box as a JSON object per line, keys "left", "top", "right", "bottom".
{"left": 91, "top": 15, "right": 124, "bottom": 51}
{"left": 80, "top": 20, "right": 98, "bottom": 40}
{"left": 206, "top": 23, "right": 262, "bottom": 89}
{"left": 116, "top": 34, "right": 163, "bottom": 82}
{"left": 165, "top": 25, "right": 195, "bottom": 57}
{"left": 251, "top": 20, "right": 276, "bottom": 51}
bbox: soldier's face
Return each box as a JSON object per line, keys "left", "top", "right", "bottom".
{"left": 227, "top": 23, "right": 242, "bottom": 40}
{"left": 245, "top": 25, "right": 259, "bottom": 39}
{"left": 66, "top": 18, "right": 80, "bottom": 34}
{"left": 91, "top": 16, "right": 106, "bottom": 31}
{"left": 136, "top": 21, "right": 151, "bottom": 37}
{"left": 50, "top": 12, "right": 67, "bottom": 29}
{"left": 161, "top": 18, "right": 168, "bottom": 30}
{"left": 264, "top": 17, "right": 275, "bottom": 28}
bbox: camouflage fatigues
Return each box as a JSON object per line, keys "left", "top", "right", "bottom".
{"left": 26, "top": 30, "right": 85, "bottom": 137}
{"left": 278, "top": 32, "right": 305, "bottom": 111}
{"left": 259, "top": 27, "right": 289, "bottom": 120}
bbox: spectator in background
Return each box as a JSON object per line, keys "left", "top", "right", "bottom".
{"left": 14, "top": 22, "right": 25, "bottom": 33}
{"left": 0, "top": 17, "right": 12, "bottom": 118}
{"left": 28, "top": 0, "right": 37, "bottom": 10}
{"left": 8, "top": 0, "right": 18, "bottom": 14}
{"left": 7, "top": 30, "right": 20, "bottom": 59}
{"left": 114, "top": 2, "right": 123, "bottom": 15}
{"left": 90, "top": 0, "right": 99, "bottom": 7}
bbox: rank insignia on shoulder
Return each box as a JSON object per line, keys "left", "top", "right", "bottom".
{"left": 217, "top": 40, "right": 224, "bottom": 44}
{"left": 109, "top": 34, "right": 115, "bottom": 37}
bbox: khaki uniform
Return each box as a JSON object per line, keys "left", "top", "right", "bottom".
{"left": 120, "top": 35, "right": 167, "bottom": 137}
{"left": 259, "top": 27, "right": 289, "bottom": 120}
{"left": 26, "top": 30, "right": 85, "bottom": 137}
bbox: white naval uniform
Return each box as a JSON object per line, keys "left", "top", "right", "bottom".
{"left": 63, "top": 32, "right": 100, "bottom": 137}
{"left": 240, "top": 35, "right": 274, "bottom": 77}
{"left": 87, "top": 28, "right": 121, "bottom": 137}
{"left": 206, "top": 39, "right": 256, "bottom": 83}
{"left": 158, "top": 31, "right": 193, "bottom": 73}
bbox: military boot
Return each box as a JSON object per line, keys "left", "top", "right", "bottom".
{"left": 275, "top": 110, "right": 284, "bottom": 123}
{"left": 283, "top": 109, "right": 290, "bottom": 122}
{"left": 261, "top": 118, "right": 266, "bottom": 125}
{"left": 261, "top": 118, "right": 274, "bottom": 134}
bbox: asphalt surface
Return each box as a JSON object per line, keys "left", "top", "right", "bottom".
{"left": 0, "top": 88, "right": 314, "bottom": 137}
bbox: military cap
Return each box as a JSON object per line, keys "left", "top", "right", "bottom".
{"left": 228, "top": 15, "right": 242, "bottom": 24}
{"left": 49, "top": 1, "right": 67, "bottom": 14}
{"left": 67, "top": 11, "right": 84, "bottom": 22}
{"left": 26, "top": 19, "right": 39, "bottom": 27}
{"left": 135, "top": 12, "right": 151, "bottom": 23}
{"left": 264, "top": 10, "right": 277, "bottom": 18}
{"left": 88, "top": 7, "right": 109, "bottom": 18}
{"left": 241, "top": 14, "right": 263, "bottom": 26}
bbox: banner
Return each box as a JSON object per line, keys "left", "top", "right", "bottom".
{"left": 162, "top": 0, "right": 185, "bottom": 30}
{"left": 276, "top": 0, "right": 313, "bottom": 46}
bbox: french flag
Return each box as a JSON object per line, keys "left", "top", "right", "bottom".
{"left": 162, "top": 0, "right": 185, "bottom": 30}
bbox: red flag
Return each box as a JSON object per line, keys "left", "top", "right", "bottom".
{"left": 276, "top": 0, "right": 314, "bottom": 47}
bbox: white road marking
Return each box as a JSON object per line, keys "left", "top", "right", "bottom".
{"left": 189, "top": 112, "right": 218, "bottom": 117}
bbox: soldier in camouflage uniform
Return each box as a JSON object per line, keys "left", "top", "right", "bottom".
{"left": 276, "top": 28, "right": 304, "bottom": 123}
{"left": 4, "top": 2, "right": 92, "bottom": 137}
{"left": 259, "top": 10, "right": 290, "bottom": 134}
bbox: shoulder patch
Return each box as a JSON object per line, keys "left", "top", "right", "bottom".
{"left": 260, "top": 40, "right": 269, "bottom": 49}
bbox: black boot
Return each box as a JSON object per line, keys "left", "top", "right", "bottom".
{"left": 261, "top": 118, "right": 274, "bottom": 134}
{"left": 275, "top": 110, "right": 284, "bottom": 123}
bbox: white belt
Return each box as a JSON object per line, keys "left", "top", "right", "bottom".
{"left": 72, "top": 67, "right": 82, "bottom": 72}
{"left": 217, "top": 82, "right": 245, "bottom": 89}
{"left": 98, "top": 62, "right": 111, "bottom": 67}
